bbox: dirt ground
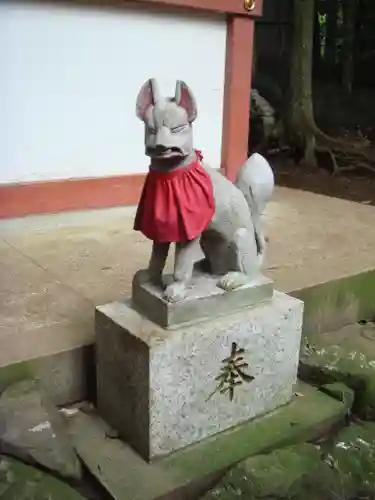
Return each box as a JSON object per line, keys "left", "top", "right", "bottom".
{"left": 270, "top": 82, "right": 375, "bottom": 206}
{"left": 274, "top": 155, "right": 375, "bottom": 207}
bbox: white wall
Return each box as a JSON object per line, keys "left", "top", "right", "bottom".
{"left": 0, "top": 2, "right": 226, "bottom": 184}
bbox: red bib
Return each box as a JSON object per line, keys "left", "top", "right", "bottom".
{"left": 134, "top": 151, "right": 215, "bottom": 243}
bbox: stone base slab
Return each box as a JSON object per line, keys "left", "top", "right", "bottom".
{"left": 132, "top": 271, "right": 274, "bottom": 329}
{"left": 68, "top": 383, "right": 349, "bottom": 500}
{"left": 96, "top": 291, "right": 303, "bottom": 461}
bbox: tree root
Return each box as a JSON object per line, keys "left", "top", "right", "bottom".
{"left": 333, "top": 160, "right": 375, "bottom": 175}
{"left": 315, "top": 146, "right": 341, "bottom": 174}
{"left": 316, "top": 145, "right": 375, "bottom": 175}
{"left": 311, "top": 124, "right": 375, "bottom": 174}
{"left": 257, "top": 109, "right": 375, "bottom": 175}
{"left": 283, "top": 119, "right": 375, "bottom": 175}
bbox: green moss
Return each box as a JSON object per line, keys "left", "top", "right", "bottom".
{"left": 320, "top": 382, "right": 355, "bottom": 407}
{"left": 231, "top": 444, "right": 322, "bottom": 498}
{"left": 300, "top": 323, "right": 375, "bottom": 418}
{"left": 0, "top": 359, "right": 37, "bottom": 395}
{"left": 0, "top": 456, "right": 85, "bottom": 499}
{"left": 325, "top": 423, "right": 375, "bottom": 498}
{"left": 203, "top": 443, "right": 338, "bottom": 500}
{"left": 204, "top": 423, "right": 375, "bottom": 500}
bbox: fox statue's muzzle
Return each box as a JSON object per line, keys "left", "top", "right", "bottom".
{"left": 146, "top": 145, "right": 185, "bottom": 160}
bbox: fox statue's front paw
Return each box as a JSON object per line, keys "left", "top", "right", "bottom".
{"left": 218, "top": 272, "right": 249, "bottom": 291}
{"left": 164, "top": 281, "right": 187, "bottom": 303}
{"left": 133, "top": 269, "right": 165, "bottom": 289}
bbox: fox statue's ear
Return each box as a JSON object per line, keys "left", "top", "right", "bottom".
{"left": 175, "top": 80, "right": 197, "bottom": 123}
{"left": 136, "top": 78, "right": 161, "bottom": 121}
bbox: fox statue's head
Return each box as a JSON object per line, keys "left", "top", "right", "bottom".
{"left": 136, "top": 78, "right": 197, "bottom": 163}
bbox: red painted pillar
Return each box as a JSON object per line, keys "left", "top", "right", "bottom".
{"left": 221, "top": 16, "right": 255, "bottom": 182}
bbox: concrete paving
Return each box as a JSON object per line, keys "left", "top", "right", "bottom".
{"left": 1, "top": 186, "right": 375, "bottom": 366}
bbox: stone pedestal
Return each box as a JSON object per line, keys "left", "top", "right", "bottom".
{"left": 132, "top": 270, "right": 274, "bottom": 329}
{"left": 96, "top": 273, "right": 304, "bottom": 461}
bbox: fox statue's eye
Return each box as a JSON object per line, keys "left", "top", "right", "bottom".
{"left": 171, "top": 125, "right": 186, "bottom": 134}
{"left": 148, "top": 127, "right": 156, "bottom": 134}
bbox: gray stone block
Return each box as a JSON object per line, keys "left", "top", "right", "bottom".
{"left": 69, "top": 382, "right": 348, "bottom": 500}
{"left": 96, "top": 292, "right": 303, "bottom": 461}
{"left": 0, "top": 345, "right": 96, "bottom": 408}
{"left": 132, "top": 271, "right": 274, "bottom": 329}
{"left": 36, "top": 345, "right": 96, "bottom": 406}
{"left": 0, "top": 380, "right": 82, "bottom": 480}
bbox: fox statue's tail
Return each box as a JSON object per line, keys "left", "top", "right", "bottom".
{"left": 235, "top": 153, "right": 274, "bottom": 259}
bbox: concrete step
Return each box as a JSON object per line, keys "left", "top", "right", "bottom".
{"left": 1, "top": 268, "right": 375, "bottom": 407}
{"left": 2, "top": 187, "right": 375, "bottom": 406}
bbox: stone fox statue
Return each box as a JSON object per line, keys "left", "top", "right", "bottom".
{"left": 134, "top": 78, "right": 274, "bottom": 303}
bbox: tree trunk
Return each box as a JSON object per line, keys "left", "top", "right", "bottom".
{"left": 324, "top": 0, "right": 339, "bottom": 69}
{"left": 354, "top": 0, "right": 364, "bottom": 54}
{"left": 313, "top": 4, "right": 322, "bottom": 72}
{"left": 342, "top": 0, "right": 357, "bottom": 95}
{"left": 287, "top": 0, "right": 317, "bottom": 165}
{"left": 282, "top": 0, "right": 375, "bottom": 172}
